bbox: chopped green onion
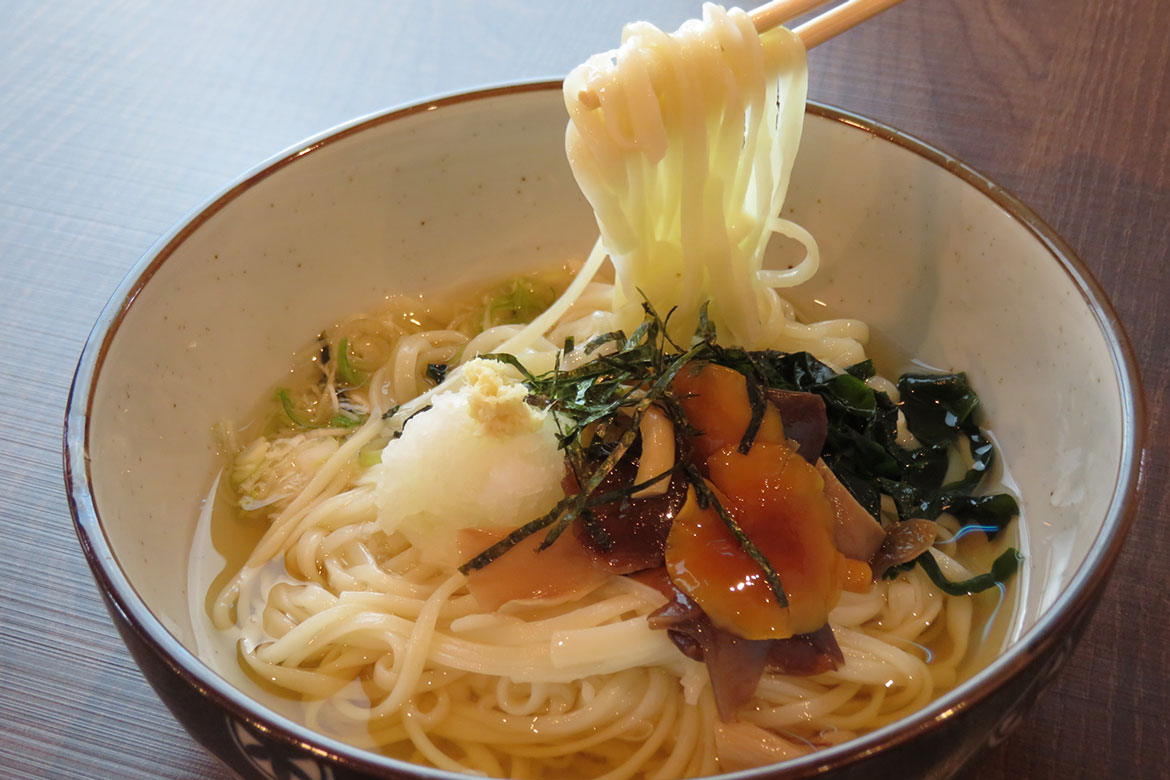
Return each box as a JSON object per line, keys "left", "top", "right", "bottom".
{"left": 336, "top": 338, "right": 363, "bottom": 387}
{"left": 276, "top": 388, "right": 315, "bottom": 428}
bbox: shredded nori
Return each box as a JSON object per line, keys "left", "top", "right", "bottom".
{"left": 460, "top": 303, "right": 792, "bottom": 607}
{"left": 458, "top": 303, "right": 1020, "bottom": 599}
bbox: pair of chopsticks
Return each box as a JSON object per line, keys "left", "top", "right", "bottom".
{"left": 752, "top": 0, "right": 905, "bottom": 47}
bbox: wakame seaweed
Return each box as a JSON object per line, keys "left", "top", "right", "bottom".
{"left": 705, "top": 349, "right": 1018, "bottom": 538}
{"left": 914, "top": 547, "right": 1022, "bottom": 596}
{"left": 701, "top": 347, "right": 1019, "bottom": 590}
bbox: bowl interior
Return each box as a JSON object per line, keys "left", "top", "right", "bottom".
{"left": 77, "top": 84, "right": 1132, "bottom": 760}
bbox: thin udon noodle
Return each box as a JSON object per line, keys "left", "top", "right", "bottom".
{"left": 202, "top": 275, "right": 996, "bottom": 778}
{"left": 198, "top": 5, "right": 1015, "bottom": 778}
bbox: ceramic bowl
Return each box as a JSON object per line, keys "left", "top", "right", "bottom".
{"left": 65, "top": 81, "right": 1144, "bottom": 780}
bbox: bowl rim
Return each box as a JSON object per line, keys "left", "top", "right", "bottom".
{"left": 63, "top": 78, "right": 1146, "bottom": 779}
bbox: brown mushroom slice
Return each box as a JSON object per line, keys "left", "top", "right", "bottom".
{"left": 765, "top": 388, "right": 827, "bottom": 462}
{"left": 766, "top": 622, "right": 844, "bottom": 675}
{"left": 631, "top": 405, "right": 675, "bottom": 497}
{"left": 571, "top": 442, "right": 690, "bottom": 575}
{"left": 640, "top": 567, "right": 844, "bottom": 721}
{"left": 869, "top": 518, "right": 939, "bottom": 579}
{"left": 816, "top": 459, "right": 887, "bottom": 561}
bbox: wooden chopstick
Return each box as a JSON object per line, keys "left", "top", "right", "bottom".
{"left": 748, "top": 0, "right": 836, "bottom": 33}
{"left": 758, "top": 0, "right": 908, "bottom": 48}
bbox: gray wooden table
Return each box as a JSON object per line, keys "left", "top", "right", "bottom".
{"left": 2, "top": 1, "right": 1167, "bottom": 778}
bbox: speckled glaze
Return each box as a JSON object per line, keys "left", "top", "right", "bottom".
{"left": 65, "top": 82, "right": 1144, "bottom": 780}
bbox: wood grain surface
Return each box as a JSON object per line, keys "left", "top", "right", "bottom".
{"left": 1, "top": 1, "right": 1166, "bottom": 778}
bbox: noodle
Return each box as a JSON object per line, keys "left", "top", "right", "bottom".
{"left": 193, "top": 5, "right": 1020, "bottom": 778}
{"left": 198, "top": 271, "right": 1002, "bottom": 775}
{"left": 562, "top": 5, "right": 824, "bottom": 349}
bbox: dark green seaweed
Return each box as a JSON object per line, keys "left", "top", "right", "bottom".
{"left": 914, "top": 547, "right": 1022, "bottom": 596}
{"left": 697, "top": 348, "right": 1019, "bottom": 591}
